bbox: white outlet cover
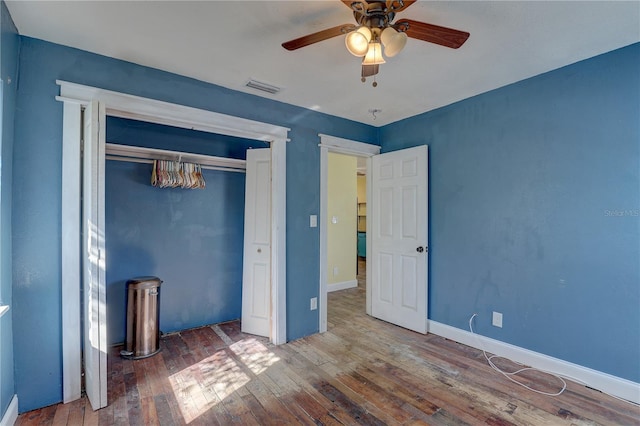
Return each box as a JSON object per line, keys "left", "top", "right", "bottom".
{"left": 310, "top": 297, "right": 318, "bottom": 310}
{"left": 332, "top": 216, "right": 338, "bottom": 224}
{"left": 492, "top": 311, "right": 503, "bottom": 328}
{"left": 310, "top": 215, "right": 317, "bottom": 228}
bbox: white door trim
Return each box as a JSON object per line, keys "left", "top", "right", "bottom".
{"left": 270, "top": 142, "right": 287, "bottom": 344}
{"left": 59, "top": 81, "right": 289, "bottom": 404}
{"left": 61, "top": 102, "right": 82, "bottom": 403}
{"left": 57, "top": 80, "right": 289, "bottom": 142}
{"left": 318, "top": 134, "right": 380, "bottom": 333}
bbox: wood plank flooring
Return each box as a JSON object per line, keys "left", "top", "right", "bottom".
{"left": 17, "top": 262, "right": 639, "bottom": 425}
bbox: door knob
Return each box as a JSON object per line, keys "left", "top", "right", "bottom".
{"left": 257, "top": 248, "right": 262, "bottom": 253}
{"left": 416, "top": 246, "right": 424, "bottom": 253}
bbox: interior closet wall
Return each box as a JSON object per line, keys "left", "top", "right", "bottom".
{"left": 105, "top": 117, "right": 265, "bottom": 344}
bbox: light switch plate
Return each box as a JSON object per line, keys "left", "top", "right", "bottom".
{"left": 310, "top": 215, "right": 317, "bottom": 228}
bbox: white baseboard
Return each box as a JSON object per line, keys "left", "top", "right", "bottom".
{"left": 0, "top": 395, "right": 18, "bottom": 426}
{"left": 328, "top": 279, "right": 358, "bottom": 292}
{"left": 428, "top": 320, "right": 640, "bottom": 405}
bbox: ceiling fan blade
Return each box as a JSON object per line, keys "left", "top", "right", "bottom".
{"left": 394, "top": 19, "right": 469, "bottom": 49}
{"left": 361, "top": 64, "right": 379, "bottom": 78}
{"left": 386, "top": 0, "right": 416, "bottom": 13}
{"left": 282, "top": 24, "right": 356, "bottom": 51}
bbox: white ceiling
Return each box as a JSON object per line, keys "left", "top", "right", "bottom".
{"left": 6, "top": 1, "right": 640, "bottom": 126}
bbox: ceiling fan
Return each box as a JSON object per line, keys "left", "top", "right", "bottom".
{"left": 282, "top": 0, "right": 470, "bottom": 86}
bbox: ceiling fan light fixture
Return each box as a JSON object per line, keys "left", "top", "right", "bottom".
{"left": 381, "top": 27, "right": 407, "bottom": 57}
{"left": 345, "top": 26, "right": 372, "bottom": 56}
{"left": 380, "top": 26, "right": 396, "bottom": 46}
{"left": 362, "top": 41, "right": 386, "bottom": 65}
{"left": 280, "top": 1, "right": 470, "bottom": 85}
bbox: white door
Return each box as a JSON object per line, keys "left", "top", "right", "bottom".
{"left": 370, "top": 145, "right": 428, "bottom": 333}
{"left": 242, "top": 148, "right": 271, "bottom": 337}
{"left": 82, "top": 100, "right": 107, "bottom": 410}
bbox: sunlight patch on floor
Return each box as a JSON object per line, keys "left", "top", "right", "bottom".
{"left": 169, "top": 349, "right": 250, "bottom": 424}
{"left": 228, "top": 337, "right": 281, "bottom": 375}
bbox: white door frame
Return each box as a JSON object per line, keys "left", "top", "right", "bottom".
{"left": 58, "top": 81, "right": 289, "bottom": 403}
{"left": 318, "top": 134, "right": 380, "bottom": 333}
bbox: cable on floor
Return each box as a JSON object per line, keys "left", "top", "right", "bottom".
{"left": 468, "top": 313, "right": 567, "bottom": 396}
{"left": 468, "top": 314, "right": 640, "bottom": 406}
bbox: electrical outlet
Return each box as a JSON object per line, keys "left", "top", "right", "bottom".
{"left": 310, "top": 297, "right": 317, "bottom": 310}
{"left": 492, "top": 311, "right": 503, "bottom": 328}
{"left": 333, "top": 266, "right": 339, "bottom": 276}
{"left": 309, "top": 215, "right": 317, "bottom": 228}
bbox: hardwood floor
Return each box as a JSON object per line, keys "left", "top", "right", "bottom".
{"left": 17, "top": 263, "right": 639, "bottom": 425}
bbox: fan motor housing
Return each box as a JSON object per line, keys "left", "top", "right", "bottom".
{"left": 351, "top": 1, "right": 397, "bottom": 28}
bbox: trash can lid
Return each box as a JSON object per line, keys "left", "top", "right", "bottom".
{"left": 127, "top": 276, "right": 162, "bottom": 286}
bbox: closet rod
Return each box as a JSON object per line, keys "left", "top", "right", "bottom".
{"left": 105, "top": 142, "right": 246, "bottom": 173}
{"left": 105, "top": 155, "right": 245, "bottom": 173}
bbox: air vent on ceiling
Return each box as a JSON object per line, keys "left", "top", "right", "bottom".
{"left": 245, "top": 79, "right": 281, "bottom": 95}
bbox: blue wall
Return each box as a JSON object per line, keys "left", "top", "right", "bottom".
{"left": 106, "top": 118, "right": 264, "bottom": 344}
{"left": 379, "top": 43, "right": 640, "bottom": 382}
{"left": 0, "top": 0, "right": 17, "bottom": 418}
{"left": 11, "top": 36, "right": 376, "bottom": 411}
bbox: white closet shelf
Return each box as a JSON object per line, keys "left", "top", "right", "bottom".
{"left": 106, "top": 143, "right": 246, "bottom": 173}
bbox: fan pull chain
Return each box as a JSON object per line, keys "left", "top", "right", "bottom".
{"left": 361, "top": 73, "right": 379, "bottom": 87}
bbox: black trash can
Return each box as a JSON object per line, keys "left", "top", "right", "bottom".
{"left": 121, "top": 276, "right": 162, "bottom": 359}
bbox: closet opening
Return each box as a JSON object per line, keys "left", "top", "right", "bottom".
{"left": 104, "top": 117, "right": 267, "bottom": 348}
